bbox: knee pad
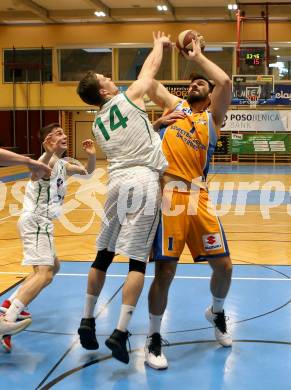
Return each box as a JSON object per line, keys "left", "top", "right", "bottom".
{"left": 91, "top": 249, "right": 114, "bottom": 272}
{"left": 129, "top": 259, "right": 146, "bottom": 274}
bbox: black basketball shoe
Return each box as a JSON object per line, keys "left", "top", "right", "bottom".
{"left": 78, "top": 317, "right": 99, "bottom": 350}
{"left": 105, "top": 328, "right": 131, "bottom": 364}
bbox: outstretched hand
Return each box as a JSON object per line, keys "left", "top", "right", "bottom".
{"left": 82, "top": 139, "right": 96, "bottom": 155}
{"left": 42, "top": 133, "right": 59, "bottom": 154}
{"left": 27, "top": 159, "right": 51, "bottom": 179}
{"left": 181, "top": 36, "right": 204, "bottom": 61}
{"left": 153, "top": 31, "right": 172, "bottom": 48}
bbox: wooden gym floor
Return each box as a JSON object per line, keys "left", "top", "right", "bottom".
{"left": 0, "top": 161, "right": 290, "bottom": 295}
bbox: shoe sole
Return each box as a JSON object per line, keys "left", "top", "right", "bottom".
{"left": 145, "top": 360, "right": 168, "bottom": 370}
{"left": 105, "top": 338, "right": 129, "bottom": 364}
{"left": 78, "top": 326, "right": 99, "bottom": 350}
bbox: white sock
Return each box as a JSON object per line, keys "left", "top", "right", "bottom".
{"left": 8, "top": 286, "right": 21, "bottom": 302}
{"left": 5, "top": 298, "right": 25, "bottom": 322}
{"left": 212, "top": 296, "right": 225, "bottom": 313}
{"left": 83, "top": 294, "right": 98, "bottom": 318}
{"left": 148, "top": 314, "right": 163, "bottom": 336}
{"left": 116, "top": 304, "right": 135, "bottom": 332}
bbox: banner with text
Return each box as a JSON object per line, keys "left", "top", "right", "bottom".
{"left": 222, "top": 110, "right": 291, "bottom": 132}
{"left": 230, "top": 133, "right": 291, "bottom": 154}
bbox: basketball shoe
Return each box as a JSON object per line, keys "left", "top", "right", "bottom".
{"left": 0, "top": 300, "right": 31, "bottom": 320}
{"left": 1, "top": 335, "right": 12, "bottom": 353}
{"left": 105, "top": 329, "right": 131, "bottom": 364}
{"left": 78, "top": 318, "right": 99, "bottom": 350}
{"left": 145, "top": 333, "right": 168, "bottom": 370}
{"left": 205, "top": 306, "right": 232, "bottom": 347}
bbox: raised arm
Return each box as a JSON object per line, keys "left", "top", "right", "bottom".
{"left": 125, "top": 32, "right": 171, "bottom": 110}
{"left": 182, "top": 36, "right": 232, "bottom": 128}
{"left": 146, "top": 79, "right": 180, "bottom": 112}
{"left": 66, "top": 139, "right": 96, "bottom": 176}
{"left": 0, "top": 147, "right": 51, "bottom": 179}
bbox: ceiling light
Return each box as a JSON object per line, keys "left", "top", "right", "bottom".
{"left": 157, "top": 4, "right": 168, "bottom": 12}
{"left": 227, "top": 4, "right": 238, "bottom": 10}
{"left": 273, "top": 48, "right": 279, "bottom": 51}
{"left": 94, "top": 11, "right": 106, "bottom": 17}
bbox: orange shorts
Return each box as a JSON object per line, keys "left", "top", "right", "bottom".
{"left": 152, "top": 188, "right": 230, "bottom": 262}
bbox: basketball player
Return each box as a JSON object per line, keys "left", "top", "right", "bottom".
{"left": 0, "top": 149, "right": 52, "bottom": 339}
{"left": 0, "top": 123, "right": 96, "bottom": 352}
{"left": 143, "top": 36, "right": 233, "bottom": 369}
{"left": 76, "top": 32, "right": 170, "bottom": 364}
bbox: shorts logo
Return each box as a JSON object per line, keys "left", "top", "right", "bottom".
{"left": 202, "top": 234, "right": 222, "bottom": 251}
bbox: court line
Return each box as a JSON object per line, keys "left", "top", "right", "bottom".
{"left": 0, "top": 271, "right": 290, "bottom": 281}
{"left": 35, "top": 282, "right": 124, "bottom": 389}
{"left": 38, "top": 339, "right": 291, "bottom": 390}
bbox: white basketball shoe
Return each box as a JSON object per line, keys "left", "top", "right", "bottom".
{"left": 205, "top": 306, "right": 232, "bottom": 347}
{"left": 145, "top": 333, "right": 168, "bottom": 370}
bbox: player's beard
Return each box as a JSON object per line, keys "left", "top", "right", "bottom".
{"left": 187, "top": 91, "right": 209, "bottom": 105}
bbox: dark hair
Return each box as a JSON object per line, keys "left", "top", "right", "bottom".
{"left": 39, "top": 123, "right": 61, "bottom": 143}
{"left": 77, "top": 71, "right": 103, "bottom": 106}
{"left": 189, "top": 73, "right": 215, "bottom": 92}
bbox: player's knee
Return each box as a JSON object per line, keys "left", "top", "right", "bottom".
{"left": 40, "top": 270, "right": 54, "bottom": 286}
{"left": 91, "top": 249, "right": 114, "bottom": 272}
{"left": 156, "top": 262, "right": 176, "bottom": 285}
{"left": 213, "top": 257, "right": 233, "bottom": 276}
{"left": 128, "top": 259, "right": 146, "bottom": 274}
{"left": 53, "top": 258, "right": 60, "bottom": 275}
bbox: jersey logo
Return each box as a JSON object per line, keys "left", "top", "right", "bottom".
{"left": 202, "top": 234, "right": 222, "bottom": 251}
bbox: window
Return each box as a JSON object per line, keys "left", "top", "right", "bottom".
{"left": 118, "top": 48, "right": 171, "bottom": 81}
{"left": 3, "top": 48, "right": 52, "bottom": 82}
{"left": 178, "top": 46, "right": 233, "bottom": 80}
{"left": 269, "top": 47, "right": 291, "bottom": 80}
{"left": 59, "top": 48, "right": 112, "bottom": 81}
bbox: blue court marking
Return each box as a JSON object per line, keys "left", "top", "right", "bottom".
{"left": 0, "top": 262, "right": 290, "bottom": 390}
{"left": 208, "top": 164, "right": 291, "bottom": 175}
{"left": 0, "top": 172, "right": 29, "bottom": 183}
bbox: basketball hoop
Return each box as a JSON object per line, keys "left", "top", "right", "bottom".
{"left": 246, "top": 86, "right": 261, "bottom": 108}
{"left": 246, "top": 94, "right": 259, "bottom": 108}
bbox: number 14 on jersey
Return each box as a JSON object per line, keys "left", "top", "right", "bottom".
{"left": 95, "top": 105, "right": 128, "bottom": 141}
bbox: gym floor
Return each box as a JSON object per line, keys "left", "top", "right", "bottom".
{"left": 0, "top": 163, "right": 290, "bottom": 389}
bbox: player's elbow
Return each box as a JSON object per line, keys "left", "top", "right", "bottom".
{"left": 219, "top": 76, "right": 232, "bottom": 90}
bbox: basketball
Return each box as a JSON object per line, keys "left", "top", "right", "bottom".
{"left": 176, "top": 30, "right": 205, "bottom": 53}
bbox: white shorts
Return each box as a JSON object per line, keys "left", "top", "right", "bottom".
{"left": 18, "top": 213, "right": 56, "bottom": 266}
{"left": 97, "top": 167, "right": 161, "bottom": 262}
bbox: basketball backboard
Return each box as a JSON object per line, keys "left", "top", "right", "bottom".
{"left": 232, "top": 75, "right": 275, "bottom": 106}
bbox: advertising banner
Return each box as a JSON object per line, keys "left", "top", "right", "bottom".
{"left": 274, "top": 84, "right": 291, "bottom": 105}
{"left": 230, "top": 133, "right": 291, "bottom": 154}
{"left": 222, "top": 110, "right": 291, "bottom": 132}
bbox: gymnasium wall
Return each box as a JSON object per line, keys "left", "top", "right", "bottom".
{"left": 0, "top": 21, "right": 291, "bottom": 110}
{"left": 0, "top": 21, "right": 290, "bottom": 157}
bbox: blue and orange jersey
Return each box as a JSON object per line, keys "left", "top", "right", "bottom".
{"left": 160, "top": 99, "right": 219, "bottom": 184}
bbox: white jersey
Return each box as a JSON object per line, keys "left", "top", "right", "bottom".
{"left": 92, "top": 93, "right": 168, "bottom": 174}
{"left": 23, "top": 158, "right": 67, "bottom": 220}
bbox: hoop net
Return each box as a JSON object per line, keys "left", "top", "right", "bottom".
{"left": 246, "top": 86, "right": 261, "bottom": 108}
